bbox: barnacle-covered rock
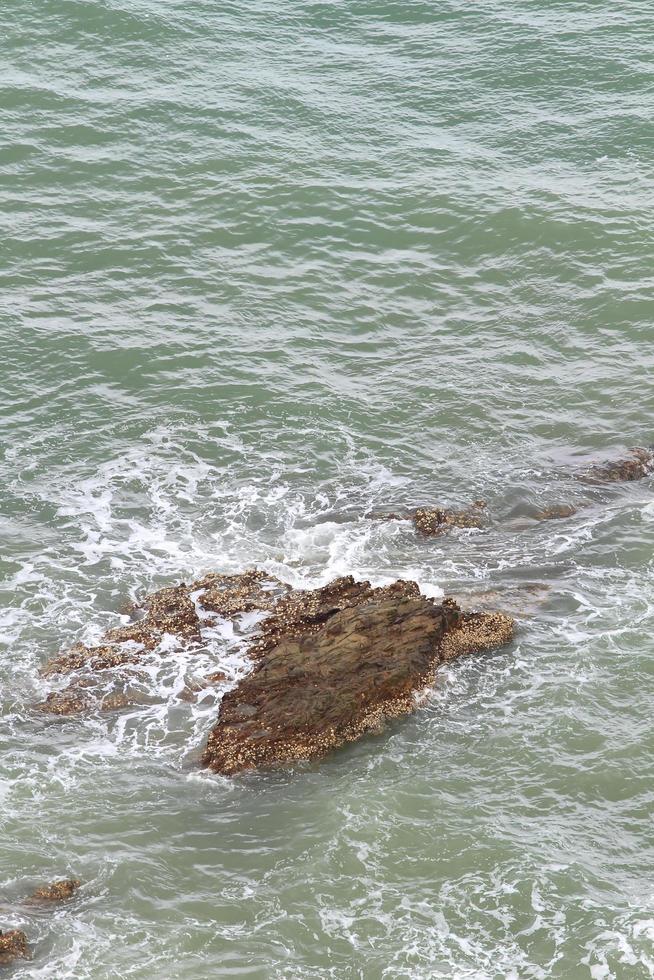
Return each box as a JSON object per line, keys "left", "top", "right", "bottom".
{"left": 373, "top": 502, "right": 488, "bottom": 535}
{"left": 532, "top": 503, "right": 577, "bottom": 521}
{"left": 0, "top": 929, "right": 29, "bottom": 965}
{"left": 412, "top": 501, "right": 488, "bottom": 536}
{"left": 582, "top": 447, "right": 654, "bottom": 483}
{"left": 37, "top": 569, "right": 514, "bottom": 754}
{"left": 41, "top": 586, "right": 202, "bottom": 681}
{"left": 201, "top": 583, "right": 514, "bottom": 776}
{"left": 105, "top": 585, "right": 201, "bottom": 646}
{"left": 190, "top": 570, "right": 288, "bottom": 617}
{"left": 249, "top": 575, "right": 421, "bottom": 659}
{"left": 27, "top": 879, "right": 81, "bottom": 903}
{"left": 37, "top": 572, "right": 287, "bottom": 713}
{"left": 35, "top": 686, "right": 95, "bottom": 716}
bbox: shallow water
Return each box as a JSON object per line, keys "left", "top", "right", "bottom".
{"left": 1, "top": 0, "right": 653, "bottom": 977}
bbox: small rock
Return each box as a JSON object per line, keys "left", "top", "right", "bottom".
{"left": 0, "top": 929, "right": 29, "bottom": 965}
{"left": 413, "top": 501, "right": 488, "bottom": 536}
{"left": 205, "top": 671, "right": 228, "bottom": 684}
{"left": 582, "top": 447, "right": 654, "bottom": 483}
{"left": 27, "top": 879, "right": 81, "bottom": 903}
{"left": 532, "top": 504, "right": 577, "bottom": 521}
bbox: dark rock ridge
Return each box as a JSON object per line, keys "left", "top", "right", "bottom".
{"left": 0, "top": 929, "right": 29, "bottom": 966}
{"left": 201, "top": 575, "right": 514, "bottom": 775}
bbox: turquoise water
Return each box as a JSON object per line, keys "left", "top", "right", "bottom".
{"left": 1, "top": 1, "right": 653, "bottom": 976}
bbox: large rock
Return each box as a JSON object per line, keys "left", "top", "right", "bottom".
{"left": 202, "top": 579, "right": 513, "bottom": 775}
{"left": 36, "top": 571, "right": 514, "bottom": 771}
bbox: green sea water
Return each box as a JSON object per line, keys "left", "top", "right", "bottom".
{"left": 1, "top": 1, "right": 653, "bottom": 977}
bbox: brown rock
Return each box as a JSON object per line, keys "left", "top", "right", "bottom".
{"left": 37, "top": 571, "right": 514, "bottom": 750}
{"left": 201, "top": 585, "right": 513, "bottom": 776}
{"left": 190, "top": 570, "right": 288, "bottom": 617}
{"left": 249, "top": 575, "right": 421, "bottom": 659}
{"left": 42, "top": 643, "right": 143, "bottom": 678}
{"left": 532, "top": 503, "right": 577, "bottom": 521}
{"left": 582, "top": 447, "right": 654, "bottom": 483}
{"left": 105, "top": 585, "right": 201, "bottom": 646}
{"left": 42, "top": 585, "right": 202, "bottom": 679}
{"left": 205, "top": 670, "right": 228, "bottom": 684}
{"left": 27, "top": 879, "right": 81, "bottom": 903}
{"left": 35, "top": 687, "right": 94, "bottom": 716}
{"left": 0, "top": 929, "right": 29, "bottom": 965}
{"left": 413, "top": 501, "right": 487, "bottom": 536}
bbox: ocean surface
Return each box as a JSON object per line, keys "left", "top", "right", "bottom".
{"left": 1, "top": 1, "right": 653, "bottom": 977}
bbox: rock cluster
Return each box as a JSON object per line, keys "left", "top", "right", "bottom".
{"left": 371, "top": 447, "right": 653, "bottom": 539}
{"left": 0, "top": 880, "right": 82, "bottom": 967}
{"left": 37, "top": 570, "right": 514, "bottom": 775}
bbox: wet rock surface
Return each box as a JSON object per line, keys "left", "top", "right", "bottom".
{"left": 37, "top": 572, "right": 514, "bottom": 772}
{"left": 373, "top": 502, "right": 488, "bottom": 536}
{"left": 532, "top": 503, "right": 578, "bottom": 521}
{"left": 27, "top": 879, "right": 81, "bottom": 903}
{"left": 191, "top": 570, "right": 288, "bottom": 617}
{"left": 581, "top": 447, "right": 654, "bottom": 483}
{"left": 249, "top": 575, "right": 421, "bottom": 659}
{"left": 202, "top": 578, "right": 514, "bottom": 776}
{"left": 0, "top": 929, "right": 29, "bottom": 966}
{"left": 42, "top": 585, "right": 202, "bottom": 680}
{"left": 412, "top": 501, "right": 488, "bottom": 536}
{"left": 36, "top": 571, "right": 289, "bottom": 714}
{"left": 37, "top": 581, "right": 210, "bottom": 714}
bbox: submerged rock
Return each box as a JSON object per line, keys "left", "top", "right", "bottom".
{"left": 532, "top": 503, "right": 577, "bottom": 521}
{"left": 42, "top": 584, "right": 201, "bottom": 679}
{"left": 412, "top": 501, "right": 488, "bottom": 536}
{"left": 458, "top": 582, "right": 551, "bottom": 618}
{"left": 27, "top": 879, "right": 81, "bottom": 903}
{"left": 0, "top": 929, "right": 29, "bottom": 965}
{"left": 581, "top": 447, "right": 654, "bottom": 483}
{"left": 202, "top": 578, "right": 513, "bottom": 776}
{"left": 373, "top": 502, "right": 488, "bottom": 536}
